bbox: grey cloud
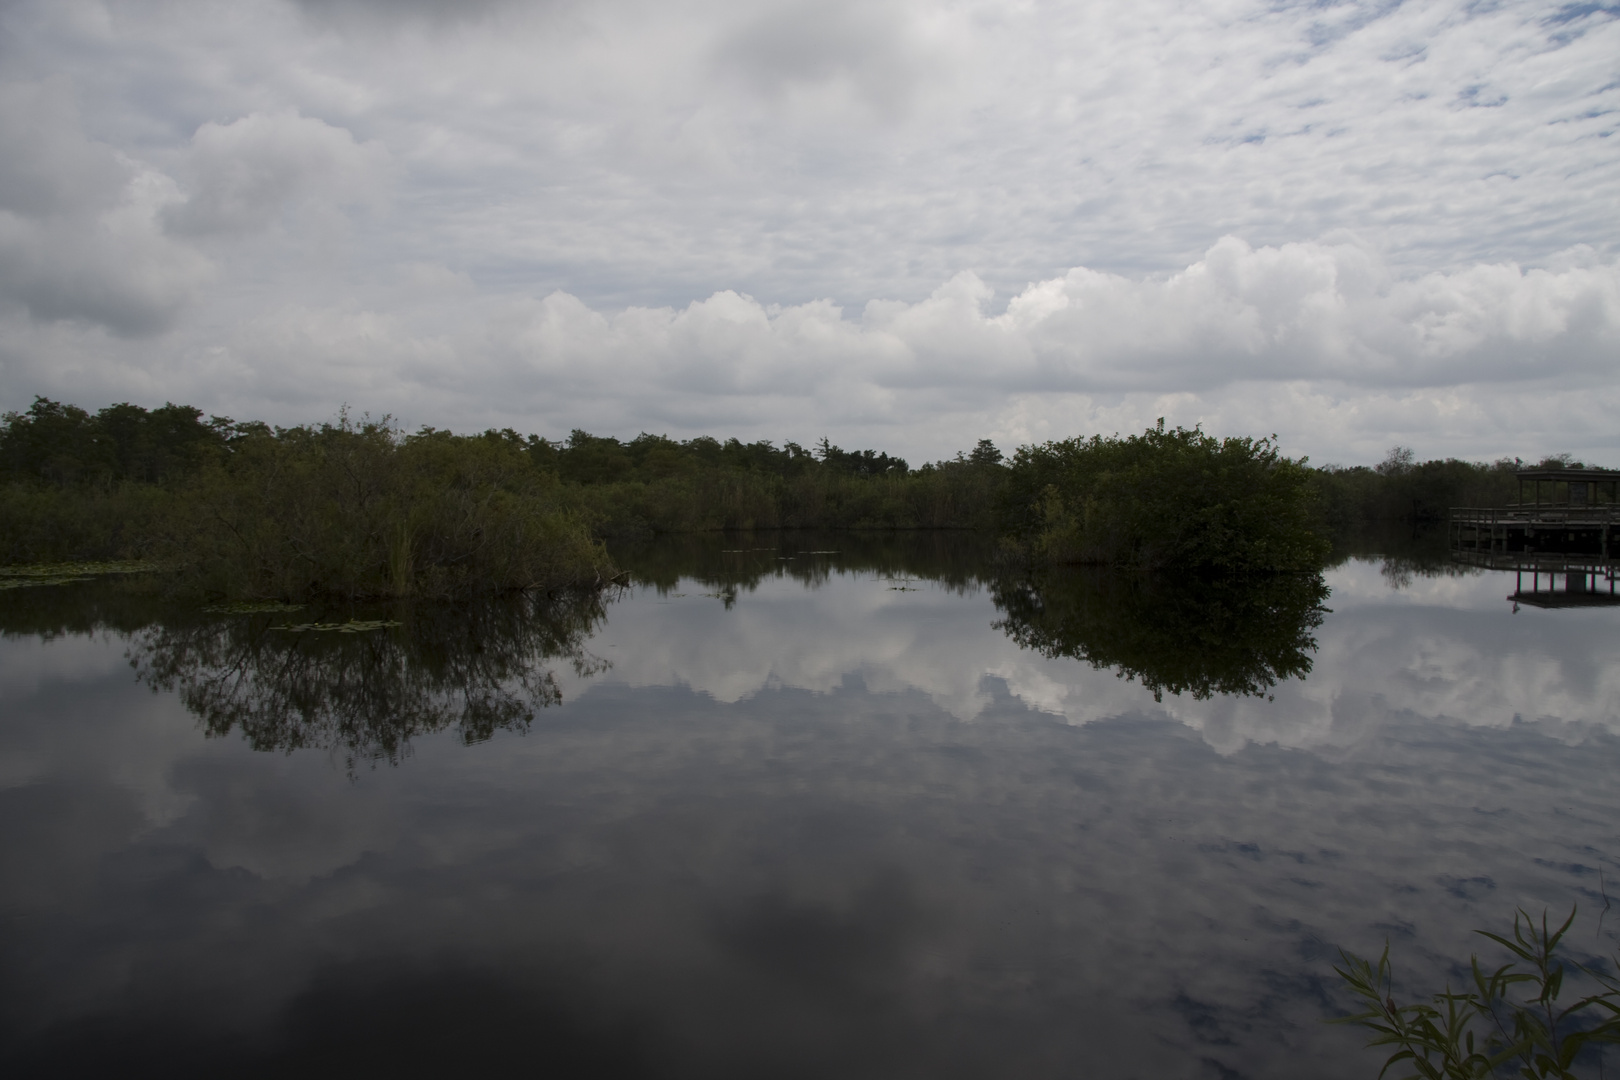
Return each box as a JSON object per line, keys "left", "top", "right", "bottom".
{"left": 714, "top": 0, "right": 935, "bottom": 117}
{"left": 165, "top": 111, "right": 388, "bottom": 236}
{"left": 290, "top": 0, "right": 517, "bottom": 28}
{"left": 0, "top": 80, "right": 209, "bottom": 336}
{"left": 0, "top": 80, "right": 125, "bottom": 217}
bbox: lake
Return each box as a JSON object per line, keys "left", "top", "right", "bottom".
{"left": 2, "top": 533, "right": 1617, "bottom": 1078}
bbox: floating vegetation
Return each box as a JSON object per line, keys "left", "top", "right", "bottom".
{"left": 0, "top": 560, "right": 155, "bottom": 577}
{"left": 0, "top": 575, "right": 93, "bottom": 590}
{"left": 889, "top": 586, "right": 920, "bottom": 591}
{"left": 202, "top": 601, "right": 306, "bottom": 615}
{"left": 0, "top": 560, "right": 156, "bottom": 590}
{"left": 270, "top": 619, "right": 402, "bottom": 633}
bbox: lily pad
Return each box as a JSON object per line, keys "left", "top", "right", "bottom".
{"left": 271, "top": 619, "right": 403, "bottom": 633}
{"left": 202, "top": 601, "right": 307, "bottom": 615}
{"left": 0, "top": 560, "right": 156, "bottom": 590}
{"left": 0, "top": 560, "right": 155, "bottom": 578}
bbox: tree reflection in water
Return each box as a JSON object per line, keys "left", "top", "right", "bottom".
{"left": 990, "top": 568, "right": 1330, "bottom": 701}
{"left": 130, "top": 591, "right": 611, "bottom": 769}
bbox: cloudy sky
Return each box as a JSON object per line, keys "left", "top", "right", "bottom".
{"left": 0, "top": 0, "right": 1616, "bottom": 464}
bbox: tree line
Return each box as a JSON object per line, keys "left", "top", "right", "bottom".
{"left": 0, "top": 396, "right": 1600, "bottom": 595}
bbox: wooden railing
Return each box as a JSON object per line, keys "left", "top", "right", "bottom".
{"left": 1449, "top": 505, "right": 1620, "bottom": 525}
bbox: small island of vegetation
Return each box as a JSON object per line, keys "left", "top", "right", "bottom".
{"left": 997, "top": 420, "right": 1328, "bottom": 573}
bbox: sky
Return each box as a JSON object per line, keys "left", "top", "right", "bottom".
{"left": 0, "top": 0, "right": 1616, "bottom": 466}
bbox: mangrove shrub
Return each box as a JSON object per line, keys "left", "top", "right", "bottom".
{"left": 999, "top": 423, "right": 1329, "bottom": 572}
{"left": 158, "top": 418, "right": 611, "bottom": 600}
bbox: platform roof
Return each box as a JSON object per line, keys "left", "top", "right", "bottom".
{"left": 1515, "top": 468, "right": 1620, "bottom": 483}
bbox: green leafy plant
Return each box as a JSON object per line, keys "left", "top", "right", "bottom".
{"left": 1333, "top": 908, "right": 1620, "bottom": 1078}
{"left": 997, "top": 421, "right": 1330, "bottom": 573}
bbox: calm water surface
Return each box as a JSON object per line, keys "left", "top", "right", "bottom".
{"left": 2, "top": 534, "right": 1617, "bottom": 1079}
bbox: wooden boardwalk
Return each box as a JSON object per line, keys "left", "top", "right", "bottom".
{"left": 1449, "top": 505, "right": 1620, "bottom": 559}
{"left": 1449, "top": 468, "right": 1620, "bottom": 561}
{"left": 1449, "top": 468, "right": 1620, "bottom": 609}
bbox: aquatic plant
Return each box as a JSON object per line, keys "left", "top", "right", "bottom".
{"left": 0, "top": 560, "right": 155, "bottom": 589}
{"left": 201, "top": 600, "right": 305, "bottom": 614}
{"left": 1333, "top": 908, "right": 1620, "bottom": 1079}
{"left": 0, "top": 483, "right": 179, "bottom": 563}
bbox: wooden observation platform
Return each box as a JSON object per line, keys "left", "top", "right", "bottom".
{"left": 1450, "top": 468, "right": 1620, "bottom": 608}
{"left": 1450, "top": 468, "right": 1620, "bottom": 560}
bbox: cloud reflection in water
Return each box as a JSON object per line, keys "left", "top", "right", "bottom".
{"left": 0, "top": 541, "right": 1617, "bottom": 1078}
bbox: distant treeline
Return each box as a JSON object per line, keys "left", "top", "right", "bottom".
{"left": 1315, "top": 447, "right": 1531, "bottom": 530}
{"left": 0, "top": 397, "right": 1599, "bottom": 589}
{"left": 0, "top": 399, "right": 610, "bottom": 598}
{"left": 0, "top": 399, "right": 1009, "bottom": 577}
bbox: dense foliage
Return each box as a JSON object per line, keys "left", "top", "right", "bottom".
{"left": 0, "top": 398, "right": 235, "bottom": 564}
{"left": 0, "top": 399, "right": 610, "bottom": 599}
{"left": 1312, "top": 446, "right": 1521, "bottom": 530}
{"left": 158, "top": 418, "right": 611, "bottom": 600}
{"left": 0, "top": 396, "right": 232, "bottom": 487}
{"left": 540, "top": 431, "right": 1003, "bottom": 533}
{"left": 998, "top": 423, "right": 1329, "bottom": 572}
{"left": 4, "top": 396, "right": 1603, "bottom": 584}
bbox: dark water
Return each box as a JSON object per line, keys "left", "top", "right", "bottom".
{"left": 2, "top": 534, "right": 1618, "bottom": 1079}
